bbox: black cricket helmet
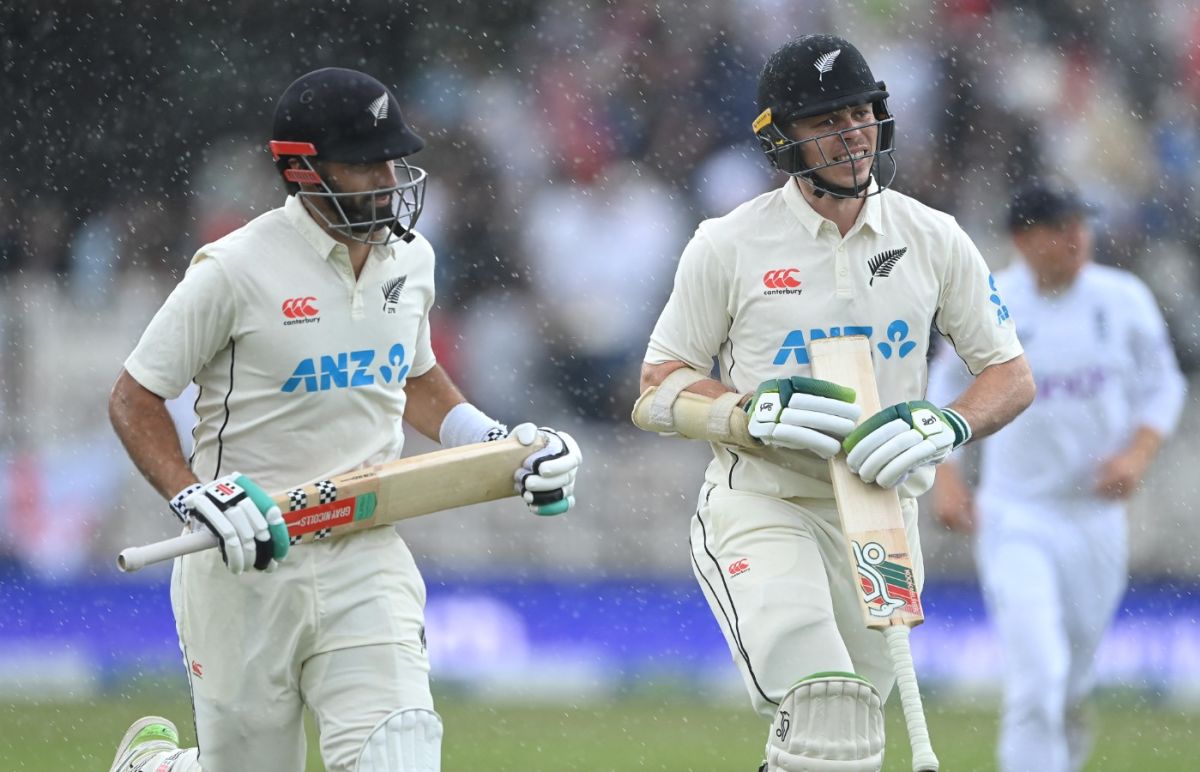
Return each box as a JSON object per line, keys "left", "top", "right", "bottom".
{"left": 269, "top": 67, "right": 427, "bottom": 244}
{"left": 753, "top": 35, "right": 896, "bottom": 198}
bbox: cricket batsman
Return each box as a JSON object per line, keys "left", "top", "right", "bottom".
{"left": 106, "top": 67, "right": 581, "bottom": 772}
{"left": 635, "top": 35, "right": 1034, "bottom": 770}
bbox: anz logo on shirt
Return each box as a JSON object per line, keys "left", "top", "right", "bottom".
{"left": 773, "top": 320, "right": 918, "bottom": 365}
{"left": 281, "top": 343, "right": 411, "bottom": 393}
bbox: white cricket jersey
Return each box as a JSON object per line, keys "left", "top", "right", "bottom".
{"left": 646, "top": 179, "right": 1022, "bottom": 500}
{"left": 125, "top": 195, "right": 437, "bottom": 492}
{"left": 928, "top": 260, "right": 1186, "bottom": 506}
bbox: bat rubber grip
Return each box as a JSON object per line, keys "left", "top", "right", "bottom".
{"left": 117, "top": 530, "right": 218, "bottom": 573}
{"left": 884, "top": 625, "right": 939, "bottom": 771}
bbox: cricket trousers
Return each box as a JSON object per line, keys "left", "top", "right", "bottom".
{"left": 690, "top": 483, "right": 924, "bottom": 718}
{"left": 171, "top": 525, "right": 435, "bottom": 772}
{"left": 976, "top": 496, "right": 1127, "bottom": 772}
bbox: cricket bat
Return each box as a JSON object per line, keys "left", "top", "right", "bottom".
{"left": 117, "top": 434, "right": 546, "bottom": 573}
{"left": 809, "top": 335, "right": 939, "bottom": 772}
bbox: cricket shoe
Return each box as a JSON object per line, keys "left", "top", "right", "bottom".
{"left": 109, "top": 715, "right": 180, "bottom": 772}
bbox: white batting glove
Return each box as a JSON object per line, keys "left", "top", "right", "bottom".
{"left": 745, "top": 376, "right": 862, "bottom": 458}
{"left": 510, "top": 423, "right": 581, "bottom": 516}
{"left": 170, "top": 473, "right": 290, "bottom": 574}
{"left": 843, "top": 401, "right": 971, "bottom": 489}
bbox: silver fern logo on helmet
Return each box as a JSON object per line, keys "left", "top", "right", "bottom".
{"left": 814, "top": 49, "right": 841, "bottom": 81}
{"left": 367, "top": 93, "right": 389, "bottom": 125}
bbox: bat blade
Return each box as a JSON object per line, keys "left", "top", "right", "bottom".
{"left": 276, "top": 434, "right": 544, "bottom": 546}
{"left": 809, "top": 334, "right": 924, "bottom": 630}
{"left": 809, "top": 334, "right": 939, "bottom": 771}
{"left": 117, "top": 434, "right": 544, "bottom": 572}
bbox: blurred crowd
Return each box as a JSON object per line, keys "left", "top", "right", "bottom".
{"left": 3, "top": 0, "right": 1199, "bottom": 578}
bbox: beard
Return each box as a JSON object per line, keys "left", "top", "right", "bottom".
{"left": 334, "top": 191, "right": 398, "bottom": 234}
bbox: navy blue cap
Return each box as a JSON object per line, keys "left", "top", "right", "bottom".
{"left": 1007, "top": 178, "right": 1094, "bottom": 230}
{"left": 272, "top": 67, "right": 424, "bottom": 163}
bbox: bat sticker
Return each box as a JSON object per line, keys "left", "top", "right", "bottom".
{"left": 853, "top": 540, "right": 920, "bottom": 618}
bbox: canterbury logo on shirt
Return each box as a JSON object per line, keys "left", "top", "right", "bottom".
{"left": 281, "top": 296, "right": 320, "bottom": 325}
{"left": 762, "top": 268, "right": 803, "bottom": 295}
{"left": 281, "top": 343, "right": 411, "bottom": 393}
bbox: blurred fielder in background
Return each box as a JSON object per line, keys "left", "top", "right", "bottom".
{"left": 636, "top": 34, "right": 1034, "bottom": 771}
{"left": 105, "top": 67, "right": 581, "bottom": 772}
{"left": 928, "top": 178, "right": 1186, "bottom": 772}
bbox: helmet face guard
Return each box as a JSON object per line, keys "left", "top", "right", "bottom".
{"left": 270, "top": 68, "right": 428, "bottom": 244}
{"left": 270, "top": 140, "right": 426, "bottom": 245}
{"left": 753, "top": 104, "right": 896, "bottom": 199}
{"left": 753, "top": 35, "right": 898, "bottom": 199}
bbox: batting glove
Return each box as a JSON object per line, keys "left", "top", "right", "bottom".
{"left": 745, "top": 376, "right": 862, "bottom": 458}
{"left": 510, "top": 423, "right": 581, "bottom": 516}
{"left": 170, "top": 473, "right": 290, "bottom": 574}
{"left": 843, "top": 401, "right": 971, "bottom": 489}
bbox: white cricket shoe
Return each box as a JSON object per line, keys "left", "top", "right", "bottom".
{"left": 109, "top": 715, "right": 180, "bottom": 772}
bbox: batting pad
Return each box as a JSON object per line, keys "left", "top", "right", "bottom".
{"left": 766, "top": 673, "right": 884, "bottom": 772}
{"left": 355, "top": 708, "right": 442, "bottom": 772}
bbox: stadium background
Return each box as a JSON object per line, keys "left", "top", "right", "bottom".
{"left": 2, "top": 1, "right": 1198, "bottom": 769}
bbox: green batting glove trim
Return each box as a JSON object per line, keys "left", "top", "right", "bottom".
{"left": 786, "top": 375, "right": 857, "bottom": 404}
{"left": 268, "top": 523, "right": 290, "bottom": 560}
{"left": 941, "top": 406, "right": 972, "bottom": 448}
{"left": 745, "top": 376, "right": 857, "bottom": 415}
{"left": 236, "top": 474, "right": 290, "bottom": 561}
{"left": 843, "top": 400, "right": 944, "bottom": 453}
{"left": 235, "top": 474, "right": 273, "bottom": 511}
{"left": 535, "top": 499, "right": 571, "bottom": 516}
{"left": 844, "top": 404, "right": 900, "bottom": 453}
{"left": 896, "top": 400, "right": 942, "bottom": 428}
{"left": 745, "top": 379, "right": 784, "bottom": 414}
{"left": 792, "top": 671, "right": 871, "bottom": 689}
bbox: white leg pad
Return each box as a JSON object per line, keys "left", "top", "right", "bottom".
{"left": 766, "top": 674, "right": 885, "bottom": 772}
{"left": 355, "top": 708, "right": 443, "bottom": 772}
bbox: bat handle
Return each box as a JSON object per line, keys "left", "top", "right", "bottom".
{"left": 117, "top": 530, "right": 218, "bottom": 573}
{"left": 884, "top": 625, "right": 939, "bottom": 771}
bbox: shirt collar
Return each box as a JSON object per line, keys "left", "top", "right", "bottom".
{"left": 283, "top": 195, "right": 398, "bottom": 262}
{"left": 780, "top": 177, "right": 887, "bottom": 238}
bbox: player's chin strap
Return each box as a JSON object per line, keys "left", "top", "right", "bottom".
{"left": 804, "top": 152, "right": 897, "bottom": 199}
{"left": 631, "top": 367, "right": 757, "bottom": 448}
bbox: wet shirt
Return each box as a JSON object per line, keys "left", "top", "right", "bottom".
{"left": 645, "top": 179, "right": 1022, "bottom": 500}
{"left": 125, "top": 195, "right": 437, "bottom": 491}
{"left": 928, "top": 260, "right": 1185, "bottom": 505}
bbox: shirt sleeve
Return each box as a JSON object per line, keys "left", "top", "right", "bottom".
{"left": 409, "top": 278, "right": 437, "bottom": 379}
{"left": 123, "top": 255, "right": 238, "bottom": 399}
{"left": 406, "top": 236, "right": 439, "bottom": 378}
{"left": 925, "top": 335, "right": 974, "bottom": 407}
{"left": 934, "top": 222, "right": 1023, "bottom": 375}
{"left": 644, "top": 226, "right": 731, "bottom": 371}
{"left": 1125, "top": 278, "right": 1187, "bottom": 436}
